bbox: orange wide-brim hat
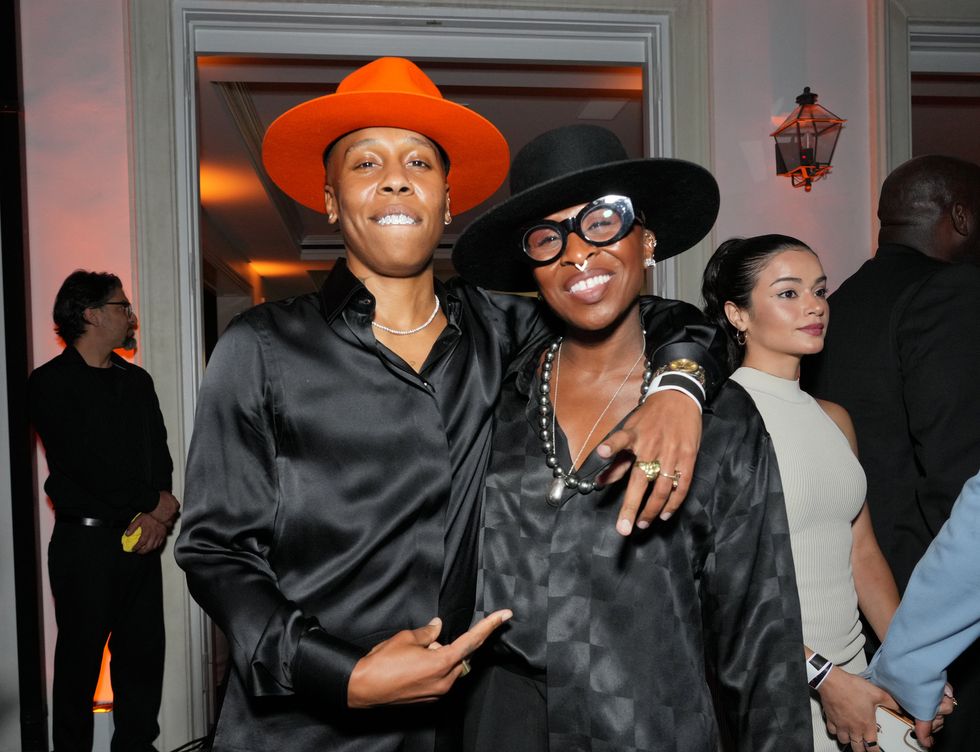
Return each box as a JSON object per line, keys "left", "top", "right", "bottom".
{"left": 262, "top": 57, "right": 510, "bottom": 215}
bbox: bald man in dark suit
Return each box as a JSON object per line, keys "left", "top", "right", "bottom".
{"left": 805, "top": 155, "right": 980, "bottom": 750}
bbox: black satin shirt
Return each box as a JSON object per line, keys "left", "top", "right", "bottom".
{"left": 175, "top": 260, "right": 724, "bottom": 752}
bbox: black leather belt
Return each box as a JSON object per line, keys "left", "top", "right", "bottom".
{"left": 57, "top": 514, "right": 128, "bottom": 531}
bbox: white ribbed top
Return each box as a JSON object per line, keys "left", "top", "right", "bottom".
{"left": 731, "top": 367, "right": 867, "bottom": 663}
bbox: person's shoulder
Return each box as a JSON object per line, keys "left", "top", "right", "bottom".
{"left": 110, "top": 353, "right": 160, "bottom": 385}
{"left": 927, "top": 259, "right": 980, "bottom": 288}
{"left": 900, "top": 260, "right": 980, "bottom": 320}
{"left": 815, "top": 398, "right": 858, "bottom": 452}
{"left": 230, "top": 292, "right": 322, "bottom": 332}
{"left": 29, "top": 348, "right": 74, "bottom": 385}
{"left": 832, "top": 247, "right": 939, "bottom": 299}
{"left": 703, "top": 380, "right": 768, "bottom": 445}
{"left": 447, "top": 276, "right": 537, "bottom": 312}
{"left": 639, "top": 295, "right": 706, "bottom": 321}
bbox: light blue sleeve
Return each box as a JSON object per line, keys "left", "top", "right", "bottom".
{"left": 865, "top": 469, "right": 980, "bottom": 719}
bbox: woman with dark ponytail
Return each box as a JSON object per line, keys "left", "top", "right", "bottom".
{"left": 702, "top": 235, "right": 916, "bottom": 751}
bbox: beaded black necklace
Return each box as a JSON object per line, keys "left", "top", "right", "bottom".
{"left": 538, "top": 336, "right": 653, "bottom": 506}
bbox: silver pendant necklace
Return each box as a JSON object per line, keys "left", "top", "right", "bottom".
{"left": 539, "top": 335, "right": 652, "bottom": 506}
{"left": 372, "top": 294, "right": 440, "bottom": 335}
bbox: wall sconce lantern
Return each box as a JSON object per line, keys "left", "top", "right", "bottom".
{"left": 771, "top": 86, "right": 845, "bottom": 191}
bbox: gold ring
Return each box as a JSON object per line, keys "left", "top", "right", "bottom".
{"left": 634, "top": 459, "right": 661, "bottom": 482}
{"left": 460, "top": 658, "right": 471, "bottom": 677}
{"left": 660, "top": 470, "right": 681, "bottom": 490}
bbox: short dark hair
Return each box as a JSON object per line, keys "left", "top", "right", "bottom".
{"left": 879, "top": 154, "right": 980, "bottom": 226}
{"left": 701, "top": 234, "right": 814, "bottom": 369}
{"left": 53, "top": 270, "right": 123, "bottom": 346}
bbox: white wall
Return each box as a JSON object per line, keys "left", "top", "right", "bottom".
{"left": 710, "top": 0, "right": 874, "bottom": 294}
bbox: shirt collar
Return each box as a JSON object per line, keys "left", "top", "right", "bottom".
{"left": 62, "top": 345, "right": 132, "bottom": 371}
{"left": 317, "top": 256, "right": 463, "bottom": 328}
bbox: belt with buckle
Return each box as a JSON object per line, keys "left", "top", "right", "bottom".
{"left": 57, "top": 514, "right": 128, "bottom": 531}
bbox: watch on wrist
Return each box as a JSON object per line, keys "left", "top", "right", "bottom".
{"left": 652, "top": 358, "right": 706, "bottom": 389}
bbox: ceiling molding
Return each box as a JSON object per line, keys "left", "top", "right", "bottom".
{"left": 910, "top": 23, "right": 980, "bottom": 73}
{"left": 212, "top": 80, "right": 306, "bottom": 248}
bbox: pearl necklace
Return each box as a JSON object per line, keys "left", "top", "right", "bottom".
{"left": 372, "top": 295, "right": 440, "bottom": 335}
{"left": 539, "top": 336, "right": 652, "bottom": 506}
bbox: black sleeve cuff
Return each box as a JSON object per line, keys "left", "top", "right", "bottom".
{"left": 291, "top": 626, "right": 368, "bottom": 711}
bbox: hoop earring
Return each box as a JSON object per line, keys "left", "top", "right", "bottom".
{"left": 444, "top": 213, "right": 452, "bottom": 226}
{"left": 735, "top": 330, "right": 746, "bottom": 346}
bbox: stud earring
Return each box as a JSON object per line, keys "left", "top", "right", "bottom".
{"left": 643, "top": 257, "right": 656, "bottom": 269}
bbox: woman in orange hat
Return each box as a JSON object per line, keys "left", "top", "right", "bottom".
{"left": 177, "top": 58, "right": 722, "bottom": 752}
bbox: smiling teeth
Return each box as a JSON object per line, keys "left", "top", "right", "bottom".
{"left": 377, "top": 214, "right": 416, "bottom": 226}
{"left": 570, "top": 274, "right": 611, "bottom": 293}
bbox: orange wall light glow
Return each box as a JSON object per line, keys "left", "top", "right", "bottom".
{"left": 249, "top": 261, "right": 332, "bottom": 277}
{"left": 199, "top": 164, "right": 263, "bottom": 205}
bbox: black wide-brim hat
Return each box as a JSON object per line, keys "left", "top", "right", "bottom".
{"left": 452, "top": 124, "right": 720, "bottom": 292}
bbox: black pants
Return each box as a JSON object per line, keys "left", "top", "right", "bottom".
{"left": 48, "top": 521, "right": 164, "bottom": 752}
{"left": 935, "top": 638, "right": 980, "bottom": 751}
{"left": 462, "top": 664, "right": 548, "bottom": 752}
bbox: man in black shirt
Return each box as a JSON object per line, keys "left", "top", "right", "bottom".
{"left": 30, "top": 270, "right": 180, "bottom": 752}
{"left": 175, "top": 57, "right": 721, "bottom": 751}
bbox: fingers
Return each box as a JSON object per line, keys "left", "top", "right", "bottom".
{"left": 937, "top": 695, "right": 955, "bottom": 717}
{"left": 637, "top": 463, "right": 686, "bottom": 527}
{"left": 596, "top": 453, "right": 634, "bottom": 486}
{"left": 449, "top": 610, "right": 512, "bottom": 659}
{"left": 857, "top": 723, "right": 878, "bottom": 751}
{"left": 914, "top": 719, "right": 934, "bottom": 748}
{"left": 654, "top": 441, "right": 697, "bottom": 520}
{"left": 597, "top": 428, "right": 631, "bottom": 461}
{"left": 615, "top": 467, "right": 657, "bottom": 536}
{"left": 409, "top": 617, "right": 444, "bottom": 648}
{"left": 135, "top": 515, "right": 167, "bottom": 554}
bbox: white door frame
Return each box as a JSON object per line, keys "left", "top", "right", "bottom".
{"left": 876, "top": 2, "right": 980, "bottom": 181}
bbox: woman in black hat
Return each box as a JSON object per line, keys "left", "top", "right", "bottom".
{"left": 453, "top": 125, "right": 812, "bottom": 751}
